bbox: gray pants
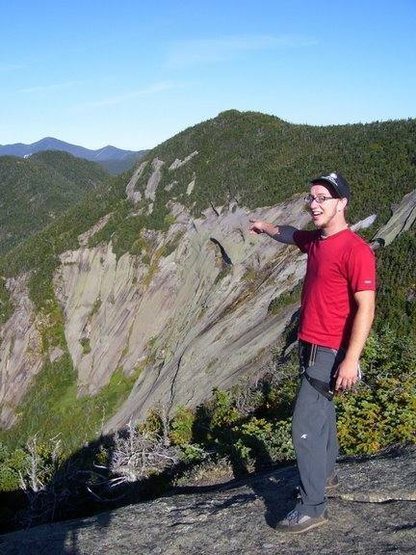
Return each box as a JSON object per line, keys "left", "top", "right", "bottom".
{"left": 292, "top": 343, "right": 343, "bottom": 517}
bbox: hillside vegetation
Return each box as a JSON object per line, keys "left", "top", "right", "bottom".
{"left": 0, "top": 111, "right": 414, "bottom": 507}
{"left": 98, "top": 151, "right": 147, "bottom": 175}
{"left": 0, "top": 151, "right": 112, "bottom": 256}
{"left": 134, "top": 110, "right": 416, "bottom": 224}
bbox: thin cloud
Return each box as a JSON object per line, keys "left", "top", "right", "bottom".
{"left": 76, "top": 81, "right": 179, "bottom": 110}
{"left": 166, "top": 34, "right": 318, "bottom": 68}
{"left": 19, "top": 81, "right": 84, "bottom": 94}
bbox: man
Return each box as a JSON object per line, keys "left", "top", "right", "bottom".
{"left": 249, "top": 172, "right": 376, "bottom": 533}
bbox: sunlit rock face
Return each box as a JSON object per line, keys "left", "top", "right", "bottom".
{"left": 52, "top": 193, "right": 309, "bottom": 430}
{"left": 0, "top": 275, "right": 43, "bottom": 427}
{"left": 51, "top": 184, "right": 416, "bottom": 431}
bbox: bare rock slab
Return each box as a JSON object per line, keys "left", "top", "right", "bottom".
{"left": 0, "top": 447, "right": 415, "bottom": 554}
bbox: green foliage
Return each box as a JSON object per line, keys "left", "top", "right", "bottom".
{"left": 270, "top": 418, "right": 295, "bottom": 460}
{"left": 336, "top": 376, "right": 416, "bottom": 454}
{"left": 268, "top": 282, "right": 302, "bottom": 314}
{"left": 0, "top": 443, "right": 28, "bottom": 491}
{"left": 90, "top": 297, "right": 102, "bottom": 317}
{"left": 142, "top": 247, "right": 165, "bottom": 287}
{"left": 169, "top": 406, "right": 195, "bottom": 446}
{"left": 99, "top": 151, "right": 147, "bottom": 175}
{"left": 79, "top": 337, "right": 91, "bottom": 355}
{"left": 360, "top": 326, "right": 416, "bottom": 380}
{"left": 90, "top": 202, "right": 148, "bottom": 260}
{"left": 168, "top": 405, "right": 208, "bottom": 464}
{"left": 0, "top": 435, "right": 66, "bottom": 495}
{"left": 336, "top": 326, "right": 416, "bottom": 454}
{"left": 139, "top": 110, "right": 416, "bottom": 229}
{"left": 183, "top": 374, "right": 298, "bottom": 473}
{"left": 0, "top": 357, "right": 143, "bottom": 456}
{"left": 0, "top": 277, "right": 13, "bottom": 325}
{"left": 138, "top": 408, "right": 165, "bottom": 437}
{"left": 177, "top": 443, "right": 207, "bottom": 463}
{"left": 164, "top": 214, "right": 176, "bottom": 227}
{"left": 232, "top": 417, "right": 294, "bottom": 466}
{"left": 375, "top": 229, "right": 416, "bottom": 339}
{"left": 209, "top": 388, "right": 242, "bottom": 428}
{"left": 0, "top": 152, "right": 111, "bottom": 256}
{"left": 0, "top": 176, "right": 125, "bottom": 363}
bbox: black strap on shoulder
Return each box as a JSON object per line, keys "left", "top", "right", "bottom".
{"left": 303, "top": 372, "right": 334, "bottom": 401}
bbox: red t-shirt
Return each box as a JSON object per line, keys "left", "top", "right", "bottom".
{"left": 293, "top": 228, "right": 376, "bottom": 349}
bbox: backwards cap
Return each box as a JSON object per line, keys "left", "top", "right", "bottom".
{"left": 311, "top": 172, "right": 350, "bottom": 202}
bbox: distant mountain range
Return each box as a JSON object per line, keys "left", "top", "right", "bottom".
{"left": 0, "top": 137, "right": 148, "bottom": 174}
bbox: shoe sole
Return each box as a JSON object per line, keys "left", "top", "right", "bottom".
{"left": 288, "top": 517, "right": 328, "bottom": 534}
{"left": 276, "top": 516, "right": 328, "bottom": 535}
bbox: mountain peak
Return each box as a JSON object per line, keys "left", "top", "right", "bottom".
{"left": 0, "top": 138, "right": 147, "bottom": 174}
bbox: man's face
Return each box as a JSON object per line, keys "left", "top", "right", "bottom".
{"left": 308, "top": 183, "right": 340, "bottom": 229}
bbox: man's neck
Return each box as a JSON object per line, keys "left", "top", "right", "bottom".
{"left": 320, "top": 221, "right": 349, "bottom": 238}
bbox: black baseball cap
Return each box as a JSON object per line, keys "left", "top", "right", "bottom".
{"left": 310, "top": 172, "right": 350, "bottom": 202}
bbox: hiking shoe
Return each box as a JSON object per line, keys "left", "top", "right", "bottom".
{"left": 276, "top": 509, "right": 328, "bottom": 534}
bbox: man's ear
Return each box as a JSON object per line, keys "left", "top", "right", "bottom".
{"left": 338, "top": 198, "right": 348, "bottom": 211}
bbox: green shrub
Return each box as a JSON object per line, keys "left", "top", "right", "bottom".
{"left": 336, "top": 324, "right": 416, "bottom": 454}
{"left": 138, "top": 408, "right": 165, "bottom": 437}
{"left": 233, "top": 416, "right": 294, "bottom": 467}
{"left": 209, "top": 388, "right": 242, "bottom": 429}
{"left": 268, "top": 283, "right": 302, "bottom": 315}
{"left": 79, "top": 337, "right": 91, "bottom": 355}
{"left": 336, "top": 375, "right": 416, "bottom": 454}
{"left": 0, "top": 443, "right": 29, "bottom": 491}
{"left": 169, "top": 406, "right": 195, "bottom": 446}
{"left": 164, "top": 214, "right": 176, "bottom": 227}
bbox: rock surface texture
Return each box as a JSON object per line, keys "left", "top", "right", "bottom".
{"left": 54, "top": 196, "right": 312, "bottom": 429}
{"left": 1, "top": 446, "right": 415, "bottom": 554}
{"left": 372, "top": 188, "right": 416, "bottom": 247}
{"left": 0, "top": 275, "right": 43, "bottom": 427}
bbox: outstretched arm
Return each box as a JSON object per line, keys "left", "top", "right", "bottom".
{"left": 249, "top": 220, "right": 298, "bottom": 245}
{"left": 335, "top": 289, "right": 375, "bottom": 392}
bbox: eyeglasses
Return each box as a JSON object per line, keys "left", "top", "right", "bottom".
{"left": 304, "top": 194, "right": 336, "bottom": 205}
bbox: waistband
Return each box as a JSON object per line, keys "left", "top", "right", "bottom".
{"left": 298, "top": 340, "right": 338, "bottom": 354}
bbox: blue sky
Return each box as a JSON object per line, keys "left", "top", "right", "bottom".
{"left": 0, "top": 0, "right": 415, "bottom": 150}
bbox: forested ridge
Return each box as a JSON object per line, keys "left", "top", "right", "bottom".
{"left": 0, "top": 111, "right": 415, "bottom": 532}
{"left": 137, "top": 110, "right": 416, "bottom": 225}
{"left": 0, "top": 151, "right": 112, "bottom": 256}
{"left": 0, "top": 137, "right": 146, "bottom": 176}
{"left": 2, "top": 110, "right": 416, "bottom": 277}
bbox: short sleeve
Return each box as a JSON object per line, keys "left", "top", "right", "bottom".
{"left": 293, "top": 230, "right": 318, "bottom": 253}
{"left": 346, "top": 243, "right": 376, "bottom": 292}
